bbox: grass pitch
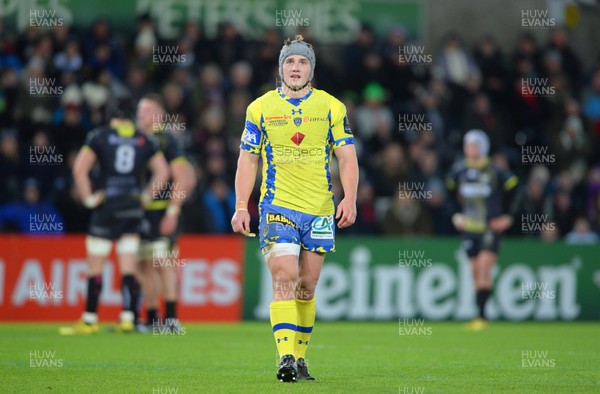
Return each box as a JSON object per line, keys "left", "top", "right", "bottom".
{"left": 1, "top": 322, "right": 598, "bottom": 393}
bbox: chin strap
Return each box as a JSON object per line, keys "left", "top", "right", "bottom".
{"left": 282, "top": 79, "right": 311, "bottom": 92}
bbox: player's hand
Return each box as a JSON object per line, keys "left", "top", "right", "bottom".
{"left": 160, "top": 213, "right": 178, "bottom": 236}
{"left": 231, "top": 209, "right": 252, "bottom": 236}
{"left": 83, "top": 191, "right": 104, "bottom": 209}
{"left": 489, "top": 215, "right": 512, "bottom": 233}
{"left": 336, "top": 198, "right": 356, "bottom": 229}
{"left": 452, "top": 213, "right": 465, "bottom": 231}
{"left": 141, "top": 192, "right": 153, "bottom": 208}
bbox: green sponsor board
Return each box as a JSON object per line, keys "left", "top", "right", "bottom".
{"left": 1, "top": 0, "right": 421, "bottom": 42}
{"left": 243, "top": 237, "right": 600, "bottom": 321}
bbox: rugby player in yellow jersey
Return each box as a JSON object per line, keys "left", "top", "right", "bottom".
{"left": 231, "top": 35, "right": 359, "bottom": 382}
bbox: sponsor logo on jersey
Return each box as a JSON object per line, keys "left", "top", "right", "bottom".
{"left": 310, "top": 216, "right": 334, "bottom": 239}
{"left": 343, "top": 116, "right": 353, "bottom": 134}
{"left": 266, "top": 213, "right": 296, "bottom": 227}
{"left": 301, "top": 116, "right": 328, "bottom": 123}
{"left": 265, "top": 115, "right": 291, "bottom": 127}
{"left": 108, "top": 134, "right": 138, "bottom": 145}
{"left": 266, "top": 119, "right": 289, "bottom": 127}
{"left": 265, "top": 115, "right": 292, "bottom": 121}
{"left": 291, "top": 109, "right": 302, "bottom": 115}
{"left": 243, "top": 129, "right": 259, "bottom": 144}
{"left": 273, "top": 144, "right": 322, "bottom": 157}
{"left": 290, "top": 132, "right": 305, "bottom": 146}
{"left": 459, "top": 183, "right": 492, "bottom": 198}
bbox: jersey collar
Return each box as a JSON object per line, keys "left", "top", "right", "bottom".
{"left": 277, "top": 87, "right": 313, "bottom": 106}
{"left": 110, "top": 119, "right": 136, "bottom": 138}
{"left": 466, "top": 157, "right": 490, "bottom": 169}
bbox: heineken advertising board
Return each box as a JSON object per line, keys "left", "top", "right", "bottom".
{"left": 1, "top": 0, "right": 421, "bottom": 43}
{"left": 243, "top": 238, "right": 600, "bottom": 321}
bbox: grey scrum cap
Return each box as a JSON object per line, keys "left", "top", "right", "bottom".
{"left": 279, "top": 35, "right": 316, "bottom": 82}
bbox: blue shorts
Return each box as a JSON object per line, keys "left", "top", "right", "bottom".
{"left": 259, "top": 203, "right": 335, "bottom": 253}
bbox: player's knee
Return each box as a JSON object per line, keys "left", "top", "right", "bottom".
{"left": 151, "top": 238, "right": 170, "bottom": 258}
{"left": 139, "top": 241, "right": 153, "bottom": 262}
{"left": 297, "top": 277, "right": 317, "bottom": 294}
{"left": 86, "top": 236, "right": 112, "bottom": 257}
{"left": 272, "top": 271, "right": 297, "bottom": 286}
{"left": 117, "top": 236, "right": 140, "bottom": 255}
{"left": 296, "top": 287, "right": 315, "bottom": 300}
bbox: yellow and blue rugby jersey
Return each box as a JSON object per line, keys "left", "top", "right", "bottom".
{"left": 240, "top": 87, "right": 355, "bottom": 216}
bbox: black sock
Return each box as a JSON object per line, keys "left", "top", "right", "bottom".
{"left": 121, "top": 274, "right": 140, "bottom": 313}
{"left": 165, "top": 301, "right": 176, "bottom": 320}
{"left": 147, "top": 308, "right": 159, "bottom": 325}
{"left": 85, "top": 275, "right": 103, "bottom": 313}
{"left": 476, "top": 289, "right": 491, "bottom": 319}
{"left": 133, "top": 289, "right": 143, "bottom": 324}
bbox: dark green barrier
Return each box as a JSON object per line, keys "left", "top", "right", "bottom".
{"left": 243, "top": 237, "right": 600, "bottom": 321}
{"left": 2, "top": 0, "right": 421, "bottom": 42}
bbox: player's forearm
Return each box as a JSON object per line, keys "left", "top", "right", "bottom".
{"left": 338, "top": 154, "right": 359, "bottom": 203}
{"left": 235, "top": 152, "right": 259, "bottom": 209}
{"left": 168, "top": 162, "right": 196, "bottom": 208}
{"left": 74, "top": 172, "right": 93, "bottom": 199}
{"left": 145, "top": 154, "right": 170, "bottom": 199}
{"left": 73, "top": 149, "right": 96, "bottom": 200}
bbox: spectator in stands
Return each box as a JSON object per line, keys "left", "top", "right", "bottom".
{"left": 191, "top": 63, "right": 225, "bottom": 113}
{"left": 473, "top": 34, "right": 509, "bottom": 107}
{"left": 21, "top": 130, "right": 61, "bottom": 197}
{"left": 355, "top": 82, "right": 394, "bottom": 141}
{"left": 551, "top": 98, "right": 589, "bottom": 173}
{"left": 540, "top": 220, "right": 559, "bottom": 243}
{"left": 370, "top": 142, "right": 409, "bottom": 197}
{"left": 212, "top": 21, "right": 246, "bottom": 74}
{"left": 226, "top": 60, "right": 254, "bottom": 101}
{"left": 84, "top": 18, "right": 124, "bottom": 79}
{"left": 345, "top": 24, "right": 377, "bottom": 92}
{"left": 53, "top": 39, "right": 82, "bottom": 74}
{"left": 565, "top": 217, "right": 598, "bottom": 244}
{"left": 582, "top": 67, "right": 600, "bottom": 137}
{"left": 0, "top": 130, "right": 21, "bottom": 204}
{"left": 512, "top": 169, "right": 550, "bottom": 236}
{"left": 432, "top": 32, "right": 480, "bottom": 130}
{"left": 202, "top": 176, "right": 235, "bottom": 233}
{"left": 0, "top": 178, "right": 64, "bottom": 234}
{"left": 512, "top": 33, "right": 543, "bottom": 75}
{"left": 549, "top": 188, "right": 576, "bottom": 237}
{"left": 345, "top": 181, "right": 377, "bottom": 235}
{"left": 382, "top": 25, "right": 419, "bottom": 114}
{"left": 125, "top": 65, "right": 152, "bottom": 103}
{"left": 381, "top": 191, "right": 433, "bottom": 236}
{"left": 0, "top": 67, "right": 19, "bottom": 128}
{"left": 462, "top": 92, "right": 511, "bottom": 153}
{"left": 546, "top": 27, "right": 582, "bottom": 98}
{"left": 585, "top": 166, "right": 600, "bottom": 231}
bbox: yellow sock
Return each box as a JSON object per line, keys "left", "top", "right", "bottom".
{"left": 270, "top": 300, "right": 297, "bottom": 358}
{"left": 295, "top": 297, "right": 316, "bottom": 359}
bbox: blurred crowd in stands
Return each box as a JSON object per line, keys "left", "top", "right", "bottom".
{"left": 0, "top": 16, "right": 599, "bottom": 243}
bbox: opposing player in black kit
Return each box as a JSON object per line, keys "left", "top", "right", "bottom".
{"left": 446, "top": 130, "right": 518, "bottom": 331}
{"left": 136, "top": 94, "right": 196, "bottom": 331}
{"left": 60, "top": 98, "right": 169, "bottom": 335}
